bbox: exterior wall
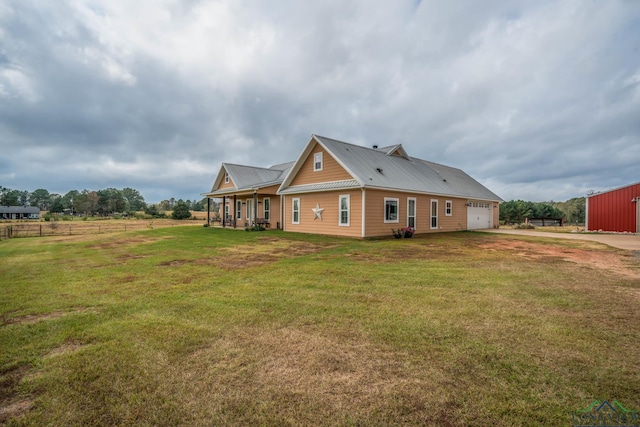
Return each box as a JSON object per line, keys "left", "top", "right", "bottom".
{"left": 363, "top": 189, "right": 467, "bottom": 237}
{"left": 587, "top": 183, "right": 640, "bottom": 232}
{"left": 492, "top": 202, "right": 500, "bottom": 228}
{"left": 283, "top": 190, "right": 363, "bottom": 238}
{"left": 218, "top": 177, "right": 236, "bottom": 190}
{"left": 290, "top": 143, "right": 353, "bottom": 186}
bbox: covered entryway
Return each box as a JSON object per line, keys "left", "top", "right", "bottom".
{"left": 467, "top": 201, "right": 492, "bottom": 230}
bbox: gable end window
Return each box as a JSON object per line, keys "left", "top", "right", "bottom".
{"left": 445, "top": 200, "right": 452, "bottom": 216}
{"left": 292, "top": 198, "right": 300, "bottom": 224}
{"left": 224, "top": 172, "right": 229, "bottom": 184}
{"left": 313, "top": 152, "right": 323, "bottom": 171}
{"left": 384, "top": 198, "right": 399, "bottom": 223}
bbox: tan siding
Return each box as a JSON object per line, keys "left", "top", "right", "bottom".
{"left": 492, "top": 202, "right": 500, "bottom": 228}
{"left": 283, "top": 190, "right": 362, "bottom": 237}
{"left": 218, "top": 178, "right": 236, "bottom": 190}
{"left": 364, "top": 190, "right": 469, "bottom": 238}
{"left": 290, "top": 143, "right": 354, "bottom": 186}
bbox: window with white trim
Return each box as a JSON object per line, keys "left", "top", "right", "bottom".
{"left": 313, "top": 152, "right": 323, "bottom": 171}
{"left": 224, "top": 203, "right": 229, "bottom": 220}
{"left": 224, "top": 172, "right": 229, "bottom": 184}
{"left": 407, "top": 197, "right": 416, "bottom": 228}
{"left": 292, "top": 198, "right": 300, "bottom": 224}
{"left": 445, "top": 200, "right": 452, "bottom": 216}
{"left": 384, "top": 198, "right": 399, "bottom": 223}
{"left": 430, "top": 199, "right": 438, "bottom": 229}
{"left": 236, "top": 200, "right": 242, "bottom": 219}
{"left": 263, "top": 197, "right": 270, "bottom": 220}
{"left": 339, "top": 195, "right": 350, "bottom": 226}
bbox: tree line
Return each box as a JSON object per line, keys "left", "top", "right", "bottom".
{"left": 0, "top": 186, "right": 210, "bottom": 218}
{"left": 499, "top": 198, "right": 585, "bottom": 225}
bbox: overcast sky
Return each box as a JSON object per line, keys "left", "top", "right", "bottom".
{"left": 1, "top": 1, "right": 638, "bottom": 203}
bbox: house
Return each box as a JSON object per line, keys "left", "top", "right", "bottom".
{"left": 586, "top": 182, "right": 640, "bottom": 233}
{"left": 0, "top": 206, "right": 40, "bottom": 220}
{"left": 205, "top": 135, "right": 502, "bottom": 238}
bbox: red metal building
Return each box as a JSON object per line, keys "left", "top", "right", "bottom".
{"left": 586, "top": 182, "right": 640, "bottom": 233}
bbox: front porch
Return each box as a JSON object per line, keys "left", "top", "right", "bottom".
{"left": 205, "top": 191, "right": 280, "bottom": 230}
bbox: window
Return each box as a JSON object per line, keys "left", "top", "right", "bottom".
{"left": 445, "top": 200, "right": 452, "bottom": 216}
{"left": 224, "top": 203, "right": 230, "bottom": 220}
{"left": 339, "top": 195, "right": 350, "bottom": 226}
{"left": 384, "top": 198, "right": 399, "bottom": 223}
{"left": 292, "top": 198, "right": 300, "bottom": 224}
{"left": 313, "top": 152, "right": 323, "bottom": 171}
{"left": 224, "top": 172, "right": 229, "bottom": 184}
{"left": 246, "top": 199, "right": 253, "bottom": 221}
{"left": 263, "top": 197, "right": 270, "bottom": 220}
{"left": 236, "top": 200, "right": 242, "bottom": 219}
{"left": 407, "top": 198, "right": 416, "bottom": 228}
{"left": 430, "top": 199, "right": 438, "bottom": 229}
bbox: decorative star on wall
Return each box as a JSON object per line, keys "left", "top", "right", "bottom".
{"left": 312, "top": 203, "right": 324, "bottom": 220}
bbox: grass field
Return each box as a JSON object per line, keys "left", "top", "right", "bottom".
{"left": 1, "top": 227, "right": 639, "bottom": 426}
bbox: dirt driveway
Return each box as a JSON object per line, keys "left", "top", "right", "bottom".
{"left": 479, "top": 229, "right": 640, "bottom": 251}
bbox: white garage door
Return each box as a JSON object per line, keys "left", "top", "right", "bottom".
{"left": 467, "top": 202, "right": 492, "bottom": 230}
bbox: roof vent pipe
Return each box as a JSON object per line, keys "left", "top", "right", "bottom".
{"left": 373, "top": 145, "right": 378, "bottom": 149}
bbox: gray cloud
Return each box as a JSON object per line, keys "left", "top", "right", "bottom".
{"left": 0, "top": 0, "right": 638, "bottom": 203}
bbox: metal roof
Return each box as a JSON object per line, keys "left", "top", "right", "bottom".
{"left": 280, "top": 135, "right": 503, "bottom": 201}
{"left": 0, "top": 206, "right": 40, "bottom": 213}
{"left": 206, "top": 161, "right": 294, "bottom": 196}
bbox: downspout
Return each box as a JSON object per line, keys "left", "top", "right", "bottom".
{"left": 361, "top": 188, "right": 366, "bottom": 238}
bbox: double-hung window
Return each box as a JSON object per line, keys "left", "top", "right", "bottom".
{"left": 224, "top": 172, "right": 229, "bottom": 184}
{"left": 445, "top": 200, "right": 452, "bottom": 216}
{"left": 384, "top": 198, "right": 399, "bottom": 223}
{"left": 263, "top": 198, "right": 270, "bottom": 220}
{"left": 292, "top": 198, "right": 300, "bottom": 224}
{"left": 236, "top": 200, "right": 242, "bottom": 219}
{"left": 339, "top": 195, "right": 350, "bottom": 226}
{"left": 430, "top": 199, "right": 438, "bottom": 229}
{"left": 407, "top": 198, "right": 416, "bottom": 228}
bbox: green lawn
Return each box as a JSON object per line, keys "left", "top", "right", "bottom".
{"left": 1, "top": 227, "right": 639, "bottom": 426}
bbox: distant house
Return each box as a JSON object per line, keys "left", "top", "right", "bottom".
{"left": 205, "top": 135, "right": 502, "bottom": 238}
{"left": 586, "top": 182, "right": 640, "bottom": 233}
{"left": 0, "top": 206, "right": 40, "bottom": 220}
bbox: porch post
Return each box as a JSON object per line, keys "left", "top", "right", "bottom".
{"left": 222, "top": 196, "right": 226, "bottom": 227}
{"left": 233, "top": 195, "right": 237, "bottom": 228}
{"left": 253, "top": 191, "right": 258, "bottom": 226}
{"left": 207, "top": 197, "right": 210, "bottom": 226}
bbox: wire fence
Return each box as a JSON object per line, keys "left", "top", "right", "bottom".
{"left": 0, "top": 219, "right": 205, "bottom": 241}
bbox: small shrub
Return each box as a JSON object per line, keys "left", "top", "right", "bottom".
{"left": 245, "top": 225, "right": 265, "bottom": 232}
{"left": 515, "top": 223, "right": 536, "bottom": 229}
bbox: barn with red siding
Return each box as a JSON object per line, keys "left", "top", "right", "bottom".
{"left": 586, "top": 182, "right": 640, "bottom": 233}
